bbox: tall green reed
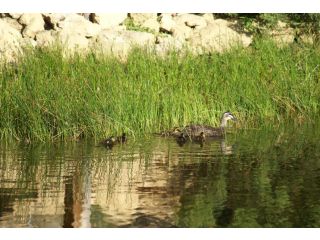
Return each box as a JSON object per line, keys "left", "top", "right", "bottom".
{"left": 0, "top": 39, "right": 319, "bottom": 141}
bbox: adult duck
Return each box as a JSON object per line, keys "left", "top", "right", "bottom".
{"left": 182, "top": 112, "right": 237, "bottom": 138}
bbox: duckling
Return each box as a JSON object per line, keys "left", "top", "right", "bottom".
{"left": 157, "top": 127, "right": 182, "bottom": 137}
{"left": 176, "top": 132, "right": 188, "bottom": 146}
{"left": 100, "top": 136, "right": 117, "bottom": 149}
{"left": 100, "top": 132, "right": 127, "bottom": 148}
{"left": 193, "top": 132, "right": 206, "bottom": 143}
{"left": 116, "top": 133, "right": 127, "bottom": 144}
{"left": 183, "top": 112, "right": 237, "bottom": 138}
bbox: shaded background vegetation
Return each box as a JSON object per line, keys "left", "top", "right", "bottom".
{"left": 215, "top": 13, "right": 320, "bottom": 42}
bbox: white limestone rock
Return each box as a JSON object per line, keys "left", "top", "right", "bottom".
{"left": 35, "top": 30, "right": 59, "bottom": 47}
{"left": 202, "top": 13, "right": 215, "bottom": 23}
{"left": 8, "top": 13, "right": 23, "bottom": 19}
{"left": 172, "top": 24, "right": 192, "bottom": 41}
{"left": 57, "top": 31, "right": 89, "bottom": 52}
{"left": 19, "top": 13, "right": 45, "bottom": 38}
{"left": 1, "top": 17, "right": 23, "bottom": 32}
{"left": 160, "top": 14, "right": 176, "bottom": 33}
{"left": 189, "top": 20, "right": 252, "bottom": 53}
{"left": 91, "top": 13, "right": 127, "bottom": 29}
{"left": 130, "top": 13, "right": 157, "bottom": 25}
{"left": 141, "top": 18, "right": 160, "bottom": 32}
{"left": 93, "top": 29, "right": 155, "bottom": 60}
{"left": 155, "top": 35, "right": 184, "bottom": 56}
{"left": 42, "top": 13, "right": 72, "bottom": 30}
{"left": 57, "top": 14, "right": 101, "bottom": 38}
{"left": 174, "top": 14, "right": 207, "bottom": 30}
{"left": 0, "top": 19, "right": 24, "bottom": 62}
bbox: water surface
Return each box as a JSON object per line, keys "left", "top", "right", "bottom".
{"left": 1, "top": 124, "right": 320, "bottom": 227}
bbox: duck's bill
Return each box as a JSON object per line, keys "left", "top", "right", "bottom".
{"left": 230, "top": 115, "right": 237, "bottom": 121}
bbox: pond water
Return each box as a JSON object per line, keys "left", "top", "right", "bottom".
{"left": 1, "top": 123, "right": 320, "bottom": 227}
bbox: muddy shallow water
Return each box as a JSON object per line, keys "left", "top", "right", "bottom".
{"left": 1, "top": 124, "right": 320, "bottom": 227}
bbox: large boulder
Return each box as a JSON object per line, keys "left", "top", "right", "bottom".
{"left": 202, "top": 13, "right": 215, "bottom": 23}
{"left": 57, "top": 31, "right": 89, "bottom": 52}
{"left": 93, "top": 29, "right": 155, "bottom": 60}
{"left": 19, "top": 13, "right": 45, "bottom": 38}
{"left": 160, "top": 14, "right": 176, "bottom": 33}
{"left": 96, "top": 29, "right": 155, "bottom": 48}
{"left": 130, "top": 13, "right": 157, "bottom": 25}
{"left": 172, "top": 24, "right": 192, "bottom": 41}
{"left": 270, "top": 30, "right": 295, "bottom": 46}
{"left": 91, "top": 13, "right": 127, "bottom": 29}
{"left": 57, "top": 14, "right": 101, "bottom": 38}
{"left": 300, "top": 34, "right": 313, "bottom": 44}
{"left": 268, "top": 21, "right": 295, "bottom": 46}
{"left": 8, "top": 13, "right": 23, "bottom": 19}
{"left": 1, "top": 17, "right": 23, "bottom": 32}
{"left": 92, "top": 30, "right": 130, "bottom": 60}
{"left": 155, "top": 35, "right": 184, "bottom": 56}
{"left": 0, "top": 19, "right": 23, "bottom": 62}
{"left": 36, "top": 29, "right": 89, "bottom": 52}
{"left": 174, "top": 13, "right": 207, "bottom": 30}
{"left": 141, "top": 18, "right": 160, "bottom": 32}
{"left": 35, "top": 30, "right": 59, "bottom": 47}
{"left": 42, "top": 13, "right": 72, "bottom": 30}
{"left": 189, "top": 19, "right": 252, "bottom": 53}
{"left": 120, "top": 30, "right": 155, "bottom": 47}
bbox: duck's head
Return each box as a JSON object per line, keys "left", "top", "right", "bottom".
{"left": 220, "top": 112, "right": 237, "bottom": 127}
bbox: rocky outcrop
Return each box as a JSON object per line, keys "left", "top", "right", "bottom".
{"left": 160, "top": 14, "right": 176, "bottom": 33}
{"left": 19, "top": 13, "right": 45, "bottom": 38}
{"left": 1, "top": 17, "right": 23, "bottom": 32}
{"left": 172, "top": 24, "right": 192, "bottom": 41}
{"left": 57, "top": 14, "right": 101, "bottom": 38}
{"left": 174, "top": 14, "right": 207, "bottom": 30}
{"left": 130, "top": 13, "right": 157, "bottom": 26}
{"left": 155, "top": 36, "right": 184, "bottom": 56}
{"left": 141, "top": 18, "right": 160, "bottom": 32}
{"left": 8, "top": 13, "right": 23, "bottom": 19}
{"left": 93, "top": 29, "right": 155, "bottom": 60}
{"left": 91, "top": 13, "right": 127, "bottom": 29}
{"left": 42, "top": 13, "right": 71, "bottom": 30}
{"left": 0, "top": 19, "right": 24, "bottom": 62}
{"left": 267, "top": 21, "right": 295, "bottom": 46}
{"left": 188, "top": 19, "right": 252, "bottom": 53}
{"left": 0, "top": 12, "right": 258, "bottom": 62}
{"left": 35, "top": 30, "right": 58, "bottom": 47}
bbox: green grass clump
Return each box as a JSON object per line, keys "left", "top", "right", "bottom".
{"left": 0, "top": 39, "right": 319, "bottom": 142}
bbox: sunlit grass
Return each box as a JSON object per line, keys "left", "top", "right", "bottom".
{"left": 0, "top": 39, "right": 319, "bottom": 141}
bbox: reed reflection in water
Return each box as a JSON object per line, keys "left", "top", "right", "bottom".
{"left": 0, "top": 124, "right": 320, "bottom": 227}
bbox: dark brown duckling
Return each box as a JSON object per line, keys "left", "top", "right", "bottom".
{"left": 100, "top": 133, "right": 127, "bottom": 149}
{"left": 193, "top": 131, "right": 206, "bottom": 143}
{"left": 100, "top": 136, "right": 117, "bottom": 149}
{"left": 176, "top": 132, "right": 188, "bottom": 146}
{"left": 116, "top": 133, "right": 127, "bottom": 144}
{"left": 158, "top": 127, "right": 182, "bottom": 137}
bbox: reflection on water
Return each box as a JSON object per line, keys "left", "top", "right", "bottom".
{"left": 1, "top": 124, "right": 320, "bottom": 227}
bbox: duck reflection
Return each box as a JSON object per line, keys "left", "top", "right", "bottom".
{"left": 175, "top": 135, "right": 234, "bottom": 155}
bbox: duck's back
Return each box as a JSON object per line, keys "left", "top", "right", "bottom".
{"left": 183, "top": 124, "right": 223, "bottom": 137}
